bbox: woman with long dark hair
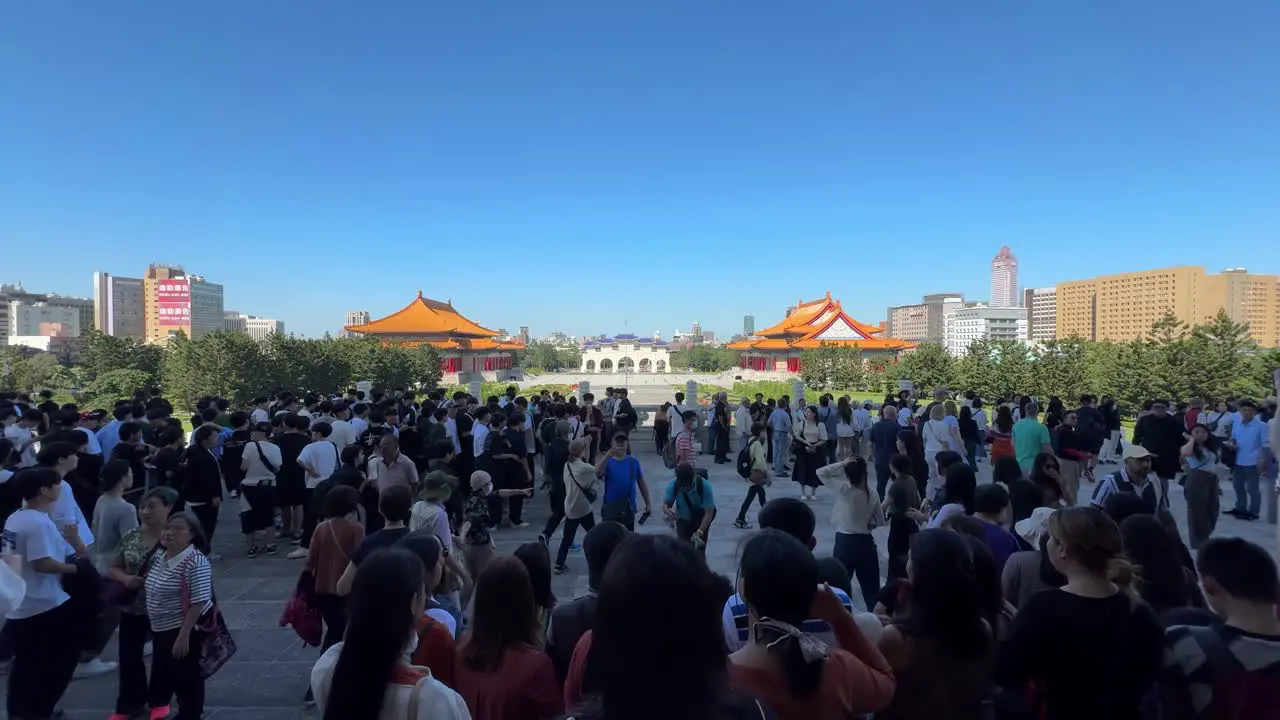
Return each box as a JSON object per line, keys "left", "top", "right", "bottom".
{"left": 876, "top": 529, "right": 993, "bottom": 719}
{"left": 928, "top": 463, "right": 977, "bottom": 528}
{"left": 1029, "top": 452, "right": 1065, "bottom": 508}
{"left": 992, "top": 456, "right": 1040, "bottom": 524}
{"left": 1179, "top": 423, "right": 1221, "bottom": 548}
{"left": 993, "top": 507, "right": 1162, "bottom": 719}
{"left": 565, "top": 534, "right": 761, "bottom": 720}
{"left": 513, "top": 541, "right": 557, "bottom": 645}
{"left": 455, "top": 556, "right": 561, "bottom": 720}
{"left": 834, "top": 397, "right": 855, "bottom": 460}
{"left": 896, "top": 429, "right": 929, "bottom": 501}
{"left": 727, "top": 529, "right": 894, "bottom": 719}
{"left": 312, "top": 547, "right": 468, "bottom": 720}
{"left": 987, "top": 406, "right": 1015, "bottom": 462}
{"left": 818, "top": 456, "right": 882, "bottom": 611}
{"left": 1118, "top": 515, "right": 1204, "bottom": 617}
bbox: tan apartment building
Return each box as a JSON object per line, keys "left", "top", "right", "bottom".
{"left": 1056, "top": 266, "right": 1279, "bottom": 346}
{"left": 143, "top": 264, "right": 225, "bottom": 342}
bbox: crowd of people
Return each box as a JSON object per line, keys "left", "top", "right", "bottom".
{"left": 0, "top": 383, "right": 1278, "bottom": 719}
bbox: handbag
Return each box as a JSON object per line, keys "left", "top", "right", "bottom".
{"left": 567, "top": 465, "right": 597, "bottom": 504}
{"left": 179, "top": 554, "right": 238, "bottom": 679}
{"left": 600, "top": 458, "right": 636, "bottom": 525}
{"left": 279, "top": 570, "right": 323, "bottom": 647}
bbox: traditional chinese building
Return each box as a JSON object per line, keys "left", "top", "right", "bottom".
{"left": 727, "top": 292, "right": 916, "bottom": 375}
{"left": 579, "top": 334, "right": 671, "bottom": 374}
{"left": 343, "top": 291, "right": 525, "bottom": 382}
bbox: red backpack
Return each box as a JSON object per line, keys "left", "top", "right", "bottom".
{"left": 1188, "top": 625, "right": 1280, "bottom": 720}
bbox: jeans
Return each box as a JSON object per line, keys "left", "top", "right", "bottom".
{"left": 7, "top": 600, "right": 80, "bottom": 719}
{"left": 707, "top": 424, "right": 718, "bottom": 457}
{"left": 772, "top": 431, "right": 790, "bottom": 474}
{"left": 150, "top": 627, "right": 206, "bottom": 719}
{"left": 556, "top": 513, "right": 596, "bottom": 568}
{"left": 116, "top": 612, "right": 152, "bottom": 716}
{"left": 1231, "top": 464, "right": 1262, "bottom": 515}
{"left": 736, "top": 484, "right": 767, "bottom": 523}
{"left": 833, "top": 532, "right": 881, "bottom": 612}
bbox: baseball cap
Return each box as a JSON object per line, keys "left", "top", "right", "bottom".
{"left": 1121, "top": 444, "right": 1156, "bottom": 460}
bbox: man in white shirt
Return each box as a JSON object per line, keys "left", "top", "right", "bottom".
{"left": 239, "top": 423, "right": 282, "bottom": 556}
{"left": 328, "top": 402, "right": 356, "bottom": 450}
{"left": 472, "top": 407, "right": 491, "bottom": 459}
{"left": 294, "top": 421, "right": 340, "bottom": 559}
{"left": 444, "top": 403, "right": 462, "bottom": 455}
{"left": 669, "top": 392, "right": 687, "bottom": 439}
{"left": 348, "top": 403, "right": 370, "bottom": 439}
{"left": 3, "top": 410, "right": 40, "bottom": 468}
{"left": 249, "top": 397, "right": 270, "bottom": 425}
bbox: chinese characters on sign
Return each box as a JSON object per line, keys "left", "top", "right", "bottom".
{"left": 155, "top": 279, "right": 191, "bottom": 327}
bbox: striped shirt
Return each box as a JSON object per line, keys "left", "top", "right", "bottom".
{"left": 144, "top": 546, "right": 213, "bottom": 632}
{"left": 674, "top": 430, "right": 697, "bottom": 467}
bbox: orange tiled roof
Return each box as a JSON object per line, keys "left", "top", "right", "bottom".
{"left": 730, "top": 299, "right": 916, "bottom": 352}
{"left": 391, "top": 338, "right": 527, "bottom": 351}
{"left": 345, "top": 291, "right": 509, "bottom": 339}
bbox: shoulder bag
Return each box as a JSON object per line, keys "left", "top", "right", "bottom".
{"left": 253, "top": 441, "right": 279, "bottom": 484}
{"left": 178, "top": 553, "right": 238, "bottom": 678}
{"left": 567, "top": 464, "right": 597, "bottom": 504}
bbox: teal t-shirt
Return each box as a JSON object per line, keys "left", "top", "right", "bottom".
{"left": 663, "top": 478, "right": 716, "bottom": 520}
{"left": 1013, "top": 417, "right": 1052, "bottom": 473}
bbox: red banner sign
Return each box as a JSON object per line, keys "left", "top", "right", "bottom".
{"left": 155, "top": 279, "right": 191, "bottom": 326}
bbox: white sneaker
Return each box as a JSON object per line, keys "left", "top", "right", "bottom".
{"left": 287, "top": 548, "right": 308, "bottom": 559}
{"left": 73, "top": 657, "right": 118, "bottom": 679}
{"left": 143, "top": 641, "right": 153, "bottom": 657}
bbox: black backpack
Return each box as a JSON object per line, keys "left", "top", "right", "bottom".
{"left": 736, "top": 440, "right": 755, "bottom": 479}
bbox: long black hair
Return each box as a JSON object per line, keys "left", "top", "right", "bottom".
{"left": 897, "top": 530, "right": 990, "bottom": 660}
{"left": 580, "top": 535, "right": 727, "bottom": 720}
{"left": 738, "top": 529, "right": 824, "bottom": 696}
{"left": 322, "top": 548, "right": 425, "bottom": 720}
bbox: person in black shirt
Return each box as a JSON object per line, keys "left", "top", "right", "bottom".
{"left": 489, "top": 413, "right": 530, "bottom": 528}
{"left": 183, "top": 425, "right": 226, "bottom": 551}
{"left": 274, "top": 413, "right": 312, "bottom": 541}
{"left": 1133, "top": 400, "right": 1184, "bottom": 482}
{"left": 219, "top": 411, "right": 250, "bottom": 497}
{"left": 110, "top": 422, "right": 153, "bottom": 499}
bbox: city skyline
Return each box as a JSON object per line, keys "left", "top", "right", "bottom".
{"left": 4, "top": 4, "right": 1276, "bottom": 340}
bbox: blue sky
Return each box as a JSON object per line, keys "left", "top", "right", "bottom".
{"left": 3, "top": 2, "right": 1277, "bottom": 339}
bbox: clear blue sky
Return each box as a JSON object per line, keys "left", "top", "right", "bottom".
{"left": 3, "top": 2, "right": 1278, "bottom": 340}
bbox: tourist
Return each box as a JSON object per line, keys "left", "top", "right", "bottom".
{"left": 580, "top": 393, "right": 604, "bottom": 462}
{"left": 96, "top": 406, "right": 130, "bottom": 460}
{"left": 833, "top": 396, "right": 855, "bottom": 461}
{"left": 816, "top": 394, "right": 839, "bottom": 465}
{"left": 970, "top": 483, "right": 1020, "bottom": 572}
{"left": 557, "top": 438, "right": 600, "bottom": 574}
{"left": 111, "top": 421, "right": 153, "bottom": 493}
{"left": 4, "top": 468, "right": 83, "bottom": 720}
{"left": 397, "top": 533, "right": 458, "bottom": 686}
{"left": 818, "top": 455, "right": 882, "bottom": 612}
{"left": 1029, "top": 452, "right": 1067, "bottom": 508}
{"left": 182, "top": 425, "right": 225, "bottom": 557}
{"left": 336, "top": 485, "right": 415, "bottom": 595}
{"left": 458, "top": 471, "right": 530, "bottom": 584}
{"left": 993, "top": 506, "right": 1163, "bottom": 719}
{"left": 958, "top": 405, "right": 980, "bottom": 468}
{"left": 928, "top": 462, "right": 977, "bottom": 528}
{"left": 1177, "top": 423, "right": 1221, "bottom": 549}
{"left": 409, "top": 471, "right": 457, "bottom": 554}
{"left": 869, "top": 404, "right": 900, "bottom": 497}
{"left": 884, "top": 453, "right": 925, "bottom": 582}
{"left": 1119, "top": 514, "right": 1205, "bottom": 619}
{"left": 1012, "top": 401, "right": 1053, "bottom": 475}
{"left": 149, "top": 424, "right": 185, "bottom": 490}
{"left": 274, "top": 413, "right": 311, "bottom": 543}
{"left": 372, "top": 433, "right": 419, "bottom": 493}
{"left": 109, "top": 486, "right": 177, "bottom": 720}
{"left": 726, "top": 529, "right": 895, "bottom": 719}
{"left": 653, "top": 402, "right": 671, "bottom": 456}
{"left": 615, "top": 391, "right": 637, "bottom": 450}
{"left": 1000, "top": 508, "right": 1065, "bottom": 610}
{"left": 875, "top": 529, "right": 994, "bottom": 720}
{"left": 1161, "top": 537, "right": 1280, "bottom": 717}
{"left": 723, "top": 498, "right": 883, "bottom": 648}
{"left": 295, "top": 420, "right": 341, "bottom": 558}
{"left": 896, "top": 429, "right": 930, "bottom": 501}
{"left": 307, "top": 485, "right": 364, "bottom": 652}
{"left": 237, "top": 422, "right": 281, "bottom": 557}
{"left": 735, "top": 397, "right": 753, "bottom": 454}
{"left": 144, "top": 512, "right": 217, "bottom": 720}
{"left": 769, "top": 396, "right": 793, "bottom": 477}
{"left": 594, "top": 433, "right": 652, "bottom": 531}
{"left": 312, "top": 547, "right": 469, "bottom": 720}
{"left": 2, "top": 408, "right": 39, "bottom": 468}
{"left": 991, "top": 455, "right": 1038, "bottom": 524}
{"left": 1224, "top": 399, "right": 1268, "bottom": 520}
{"left": 93, "top": 460, "right": 140, "bottom": 573}
{"left": 791, "top": 405, "right": 827, "bottom": 502}
{"left": 545, "top": 521, "right": 629, "bottom": 682}
{"left": 987, "top": 404, "right": 1016, "bottom": 463}
{"left": 1089, "top": 444, "right": 1169, "bottom": 517}
{"left": 513, "top": 541, "right": 557, "bottom": 645}
{"left": 1134, "top": 399, "right": 1186, "bottom": 496}
{"left": 672, "top": 410, "right": 698, "bottom": 468}
{"left": 662, "top": 463, "right": 716, "bottom": 553}
{"left": 565, "top": 535, "right": 761, "bottom": 719}
{"left": 970, "top": 398, "right": 988, "bottom": 460}
{"left": 733, "top": 422, "right": 769, "bottom": 530}
{"left": 455, "top": 556, "right": 562, "bottom": 720}
{"left": 1051, "top": 410, "right": 1089, "bottom": 505}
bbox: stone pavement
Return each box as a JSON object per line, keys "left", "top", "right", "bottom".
{"left": 5, "top": 436, "right": 1275, "bottom": 719}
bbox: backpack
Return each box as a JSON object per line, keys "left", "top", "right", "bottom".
{"left": 1186, "top": 625, "right": 1280, "bottom": 719}
{"left": 663, "top": 431, "right": 683, "bottom": 469}
{"left": 736, "top": 440, "right": 754, "bottom": 479}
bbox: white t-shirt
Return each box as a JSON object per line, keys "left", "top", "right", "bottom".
{"left": 3, "top": 508, "right": 71, "bottom": 619}
{"left": 329, "top": 419, "right": 356, "bottom": 450}
{"left": 76, "top": 426, "right": 104, "bottom": 455}
{"left": 311, "top": 643, "right": 469, "bottom": 720}
{"left": 472, "top": 423, "right": 490, "bottom": 459}
{"left": 249, "top": 408, "right": 269, "bottom": 425}
{"left": 42, "top": 480, "right": 94, "bottom": 556}
{"left": 668, "top": 404, "right": 686, "bottom": 437}
{"left": 241, "top": 441, "right": 283, "bottom": 485}
{"left": 4, "top": 425, "right": 36, "bottom": 467}
{"left": 349, "top": 417, "right": 369, "bottom": 438}
{"left": 298, "top": 441, "right": 340, "bottom": 489}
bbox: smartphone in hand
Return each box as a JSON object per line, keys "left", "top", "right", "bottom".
{"left": 638, "top": 511, "right": 651, "bottom": 525}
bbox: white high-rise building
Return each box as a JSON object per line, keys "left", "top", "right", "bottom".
{"left": 224, "top": 312, "right": 285, "bottom": 342}
{"left": 990, "top": 246, "right": 1020, "bottom": 308}
{"left": 944, "top": 304, "right": 1028, "bottom": 356}
{"left": 343, "top": 310, "right": 370, "bottom": 337}
{"left": 1024, "top": 287, "right": 1058, "bottom": 342}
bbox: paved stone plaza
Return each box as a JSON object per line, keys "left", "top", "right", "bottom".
{"left": 4, "top": 435, "right": 1275, "bottom": 719}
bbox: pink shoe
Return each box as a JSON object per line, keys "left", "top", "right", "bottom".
{"left": 108, "top": 714, "right": 132, "bottom": 720}
{"left": 149, "top": 706, "right": 172, "bottom": 720}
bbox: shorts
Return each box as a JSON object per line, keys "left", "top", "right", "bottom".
{"left": 275, "top": 473, "right": 307, "bottom": 507}
{"left": 239, "top": 483, "right": 277, "bottom": 534}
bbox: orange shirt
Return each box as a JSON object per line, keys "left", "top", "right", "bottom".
{"left": 454, "top": 638, "right": 562, "bottom": 720}
{"left": 411, "top": 616, "right": 457, "bottom": 689}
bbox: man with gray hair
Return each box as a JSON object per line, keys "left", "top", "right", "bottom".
{"left": 1012, "top": 401, "right": 1053, "bottom": 476}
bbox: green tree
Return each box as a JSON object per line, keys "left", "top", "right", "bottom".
{"left": 895, "top": 342, "right": 956, "bottom": 394}
{"left": 516, "top": 341, "right": 582, "bottom": 373}
{"left": 671, "top": 345, "right": 738, "bottom": 372}
{"left": 1189, "top": 309, "right": 1258, "bottom": 400}
{"left": 162, "top": 331, "right": 272, "bottom": 411}
{"left": 953, "top": 339, "right": 1032, "bottom": 400}
{"left": 800, "top": 343, "right": 864, "bottom": 390}
{"left": 1146, "top": 312, "right": 1192, "bottom": 402}
{"left": 1030, "top": 339, "right": 1088, "bottom": 400}
{"left": 79, "top": 329, "right": 162, "bottom": 386}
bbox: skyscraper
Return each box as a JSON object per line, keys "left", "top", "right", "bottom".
{"left": 93, "top": 272, "right": 145, "bottom": 340}
{"left": 743, "top": 314, "right": 755, "bottom": 335}
{"left": 143, "top": 264, "right": 224, "bottom": 341}
{"left": 990, "top": 246, "right": 1020, "bottom": 308}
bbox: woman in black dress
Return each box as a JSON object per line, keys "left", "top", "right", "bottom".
{"left": 790, "top": 405, "right": 828, "bottom": 502}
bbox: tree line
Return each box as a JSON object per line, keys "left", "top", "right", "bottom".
{"left": 0, "top": 329, "right": 443, "bottom": 412}
{"left": 801, "top": 309, "right": 1280, "bottom": 411}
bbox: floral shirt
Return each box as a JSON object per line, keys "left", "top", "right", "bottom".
{"left": 463, "top": 489, "right": 492, "bottom": 546}
{"left": 115, "top": 527, "right": 159, "bottom": 615}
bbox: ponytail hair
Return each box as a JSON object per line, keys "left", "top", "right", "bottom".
{"left": 1107, "top": 555, "right": 1139, "bottom": 601}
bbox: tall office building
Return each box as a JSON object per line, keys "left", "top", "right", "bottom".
{"left": 944, "top": 305, "right": 1028, "bottom": 356}
{"left": 743, "top": 314, "right": 755, "bottom": 336}
{"left": 517, "top": 326, "right": 530, "bottom": 345}
{"left": 990, "top": 246, "right": 1020, "bottom": 308}
{"left": 143, "top": 264, "right": 225, "bottom": 341}
{"left": 93, "top": 272, "right": 145, "bottom": 340}
{"left": 224, "top": 312, "right": 285, "bottom": 342}
{"left": 1055, "top": 265, "right": 1280, "bottom": 346}
{"left": 343, "top": 310, "right": 370, "bottom": 337}
{"left": 886, "top": 293, "right": 964, "bottom": 342}
{"left": 1023, "top": 287, "right": 1058, "bottom": 342}
{"left": 0, "top": 283, "right": 92, "bottom": 343}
